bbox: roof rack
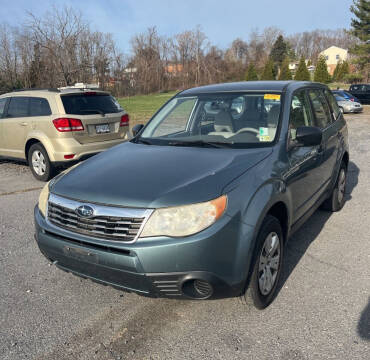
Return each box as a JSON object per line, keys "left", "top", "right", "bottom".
{"left": 12, "top": 88, "right": 60, "bottom": 93}
{"left": 58, "top": 83, "right": 101, "bottom": 91}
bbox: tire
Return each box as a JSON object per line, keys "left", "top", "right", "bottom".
{"left": 321, "top": 162, "right": 347, "bottom": 212}
{"left": 28, "top": 143, "right": 54, "bottom": 182}
{"left": 242, "top": 215, "right": 284, "bottom": 309}
{"left": 339, "top": 106, "right": 345, "bottom": 114}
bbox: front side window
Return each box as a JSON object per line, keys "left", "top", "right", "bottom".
{"left": 289, "top": 90, "right": 314, "bottom": 140}
{"left": 61, "top": 93, "right": 123, "bottom": 115}
{"left": 139, "top": 92, "right": 282, "bottom": 148}
{"left": 324, "top": 89, "right": 341, "bottom": 120}
{"left": 0, "top": 98, "right": 7, "bottom": 117}
{"left": 308, "top": 90, "right": 332, "bottom": 128}
{"left": 7, "top": 97, "right": 29, "bottom": 118}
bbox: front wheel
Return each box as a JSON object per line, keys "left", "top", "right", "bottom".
{"left": 28, "top": 143, "right": 54, "bottom": 181}
{"left": 243, "top": 215, "right": 284, "bottom": 309}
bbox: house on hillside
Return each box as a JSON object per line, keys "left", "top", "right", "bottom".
{"left": 319, "top": 46, "right": 348, "bottom": 75}
{"left": 289, "top": 60, "right": 315, "bottom": 76}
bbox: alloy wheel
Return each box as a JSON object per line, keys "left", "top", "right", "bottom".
{"left": 258, "top": 232, "right": 281, "bottom": 295}
{"left": 32, "top": 150, "right": 46, "bottom": 176}
{"left": 337, "top": 168, "right": 346, "bottom": 204}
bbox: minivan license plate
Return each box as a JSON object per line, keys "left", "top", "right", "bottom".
{"left": 96, "top": 124, "right": 110, "bottom": 134}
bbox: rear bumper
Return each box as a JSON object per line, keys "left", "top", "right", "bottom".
{"left": 34, "top": 206, "right": 254, "bottom": 299}
{"left": 50, "top": 137, "right": 128, "bottom": 162}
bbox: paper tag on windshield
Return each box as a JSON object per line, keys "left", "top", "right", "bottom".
{"left": 259, "top": 127, "right": 269, "bottom": 136}
{"left": 264, "top": 94, "right": 281, "bottom": 100}
{"left": 259, "top": 135, "right": 270, "bottom": 142}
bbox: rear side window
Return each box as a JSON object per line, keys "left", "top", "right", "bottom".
{"left": 29, "top": 97, "right": 51, "bottom": 116}
{"left": 324, "top": 89, "right": 341, "bottom": 120}
{"left": 7, "top": 97, "right": 29, "bottom": 118}
{"left": 61, "top": 93, "right": 123, "bottom": 115}
{"left": 308, "top": 90, "right": 332, "bottom": 129}
{"left": 0, "top": 98, "right": 7, "bottom": 117}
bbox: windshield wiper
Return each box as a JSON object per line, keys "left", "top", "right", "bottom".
{"left": 135, "top": 138, "right": 153, "bottom": 145}
{"left": 80, "top": 109, "right": 106, "bottom": 116}
{"left": 167, "top": 140, "right": 233, "bottom": 148}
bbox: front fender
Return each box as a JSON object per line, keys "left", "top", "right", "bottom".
{"left": 225, "top": 177, "right": 292, "bottom": 289}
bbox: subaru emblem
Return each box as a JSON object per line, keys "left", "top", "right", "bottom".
{"left": 75, "top": 205, "right": 94, "bottom": 218}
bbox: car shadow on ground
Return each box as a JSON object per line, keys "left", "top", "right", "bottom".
{"left": 0, "top": 157, "right": 26, "bottom": 166}
{"left": 358, "top": 298, "right": 370, "bottom": 341}
{"left": 275, "top": 160, "right": 360, "bottom": 298}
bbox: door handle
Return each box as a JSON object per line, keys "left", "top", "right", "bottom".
{"left": 20, "top": 122, "right": 28, "bottom": 126}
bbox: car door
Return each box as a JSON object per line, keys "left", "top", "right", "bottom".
{"left": 0, "top": 97, "right": 10, "bottom": 156}
{"left": 1, "top": 96, "right": 31, "bottom": 159}
{"left": 364, "top": 85, "right": 370, "bottom": 104}
{"left": 286, "top": 89, "right": 323, "bottom": 223}
{"left": 308, "top": 89, "right": 339, "bottom": 191}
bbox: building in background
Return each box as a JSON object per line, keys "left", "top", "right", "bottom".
{"left": 319, "top": 46, "right": 348, "bottom": 75}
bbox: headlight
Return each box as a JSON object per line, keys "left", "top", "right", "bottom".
{"left": 140, "top": 195, "right": 227, "bottom": 238}
{"left": 38, "top": 181, "right": 50, "bottom": 217}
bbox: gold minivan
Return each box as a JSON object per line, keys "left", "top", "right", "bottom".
{"left": 0, "top": 88, "right": 129, "bottom": 181}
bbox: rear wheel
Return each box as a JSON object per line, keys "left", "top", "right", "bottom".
{"left": 322, "top": 162, "right": 347, "bottom": 212}
{"left": 28, "top": 143, "right": 54, "bottom": 181}
{"left": 243, "top": 215, "right": 283, "bottom": 309}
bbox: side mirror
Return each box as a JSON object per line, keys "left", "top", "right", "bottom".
{"left": 295, "top": 126, "right": 322, "bottom": 147}
{"left": 132, "top": 124, "right": 144, "bottom": 137}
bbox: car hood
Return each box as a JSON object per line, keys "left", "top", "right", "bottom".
{"left": 51, "top": 141, "right": 272, "bottom": 208}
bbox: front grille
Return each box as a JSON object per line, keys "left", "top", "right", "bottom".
{"left": 47, "top": 194, "right": 151, "bottom": 242}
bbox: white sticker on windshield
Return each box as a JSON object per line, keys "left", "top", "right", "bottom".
{"left": 259, "top": 127, "right": 269, "bottom": 136}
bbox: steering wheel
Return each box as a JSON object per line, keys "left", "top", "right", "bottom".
{"left": 235, "top": 127, "right": 260, "bottom": 135}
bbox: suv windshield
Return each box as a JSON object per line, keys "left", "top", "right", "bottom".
{"left": 138, "top": 93, "right": 282, "bottom": 148}
{"left": 61, "top": 93, "right": 123, "bottom": 115}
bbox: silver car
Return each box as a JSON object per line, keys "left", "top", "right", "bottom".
{"left": 335, "top": 95, "right": 363, "bottom": 114}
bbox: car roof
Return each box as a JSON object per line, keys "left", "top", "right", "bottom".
{"left": 180, "top": 81, "right": 325, "bottom": 96}
{"left": 0, "top": 88, "right": 109, "bottom": 97}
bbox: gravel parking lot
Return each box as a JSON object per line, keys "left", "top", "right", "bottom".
{"left": 1, "top": 109, "right": 369, "bottom": 360}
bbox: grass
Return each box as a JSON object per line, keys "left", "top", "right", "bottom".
{"left": 118, "top": 92, "right": 177, "bottom": 127}
{"left": 328, "top": 82, "right": 350, "bottom": 90}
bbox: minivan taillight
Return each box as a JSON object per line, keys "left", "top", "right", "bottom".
{"left": 53, "top": 118, "right": 84, "bottom": 132}
{"left": 120, "top": 114, "right": 129, "bottom": 127}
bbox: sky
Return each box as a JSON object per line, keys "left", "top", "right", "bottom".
{"left": 0, "top": 0, "right": 355, "bottom": 53}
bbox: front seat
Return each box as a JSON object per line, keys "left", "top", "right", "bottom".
{"left": 267, "top": 105, "right": 280, "bottom": 127}
{"left": 212, "top": 110, "right": 234, "bottom": 133}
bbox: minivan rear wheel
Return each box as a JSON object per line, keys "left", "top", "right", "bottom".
{"left": 242, "top": 215, "right": 283, "bottom": 309}
{"left": 28, "top": 143, "right": 54, "bottom": 181}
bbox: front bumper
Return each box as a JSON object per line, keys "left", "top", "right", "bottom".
{"left": 344, "top": 106, "right": 363, "bottom": 113}
{"left": 34, "top": 206, "right": 254, "bottom": 299}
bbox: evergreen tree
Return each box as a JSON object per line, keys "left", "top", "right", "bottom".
{"left": 294, "top": 57, "right": 310, "bottom": 81}
{"left": 314, "top": 55, "right": 331, "bottom": 83}
{"left": 340, "top": 60, "right": 350, "bottom": 80}
{"left": 245, "top": 63, "right": 259, "bottom": 81}
{"left": 261, "top": 59, "right": 275, "bottom": 80}
{"left": 332, "top": 60, "right": 342, "bottom": 81}
{"left": 278, "top": 57, "right": 292, "bottom": 80}
{"left": 349, "top": 0, "right": 370, "bottom": 81}
{"left": 270, "top": 35, "right": 288, "bottom": 65}
{"left": 334, "top": 60, "right": 350, "bottom": 81}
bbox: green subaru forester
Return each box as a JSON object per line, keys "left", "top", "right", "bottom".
{"left": 34, "top": 81, "right": 349, "bottom": 309}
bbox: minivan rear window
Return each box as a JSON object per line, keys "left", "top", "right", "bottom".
{"left": 61, "top": 93, "right": 123, "bottom": 115}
